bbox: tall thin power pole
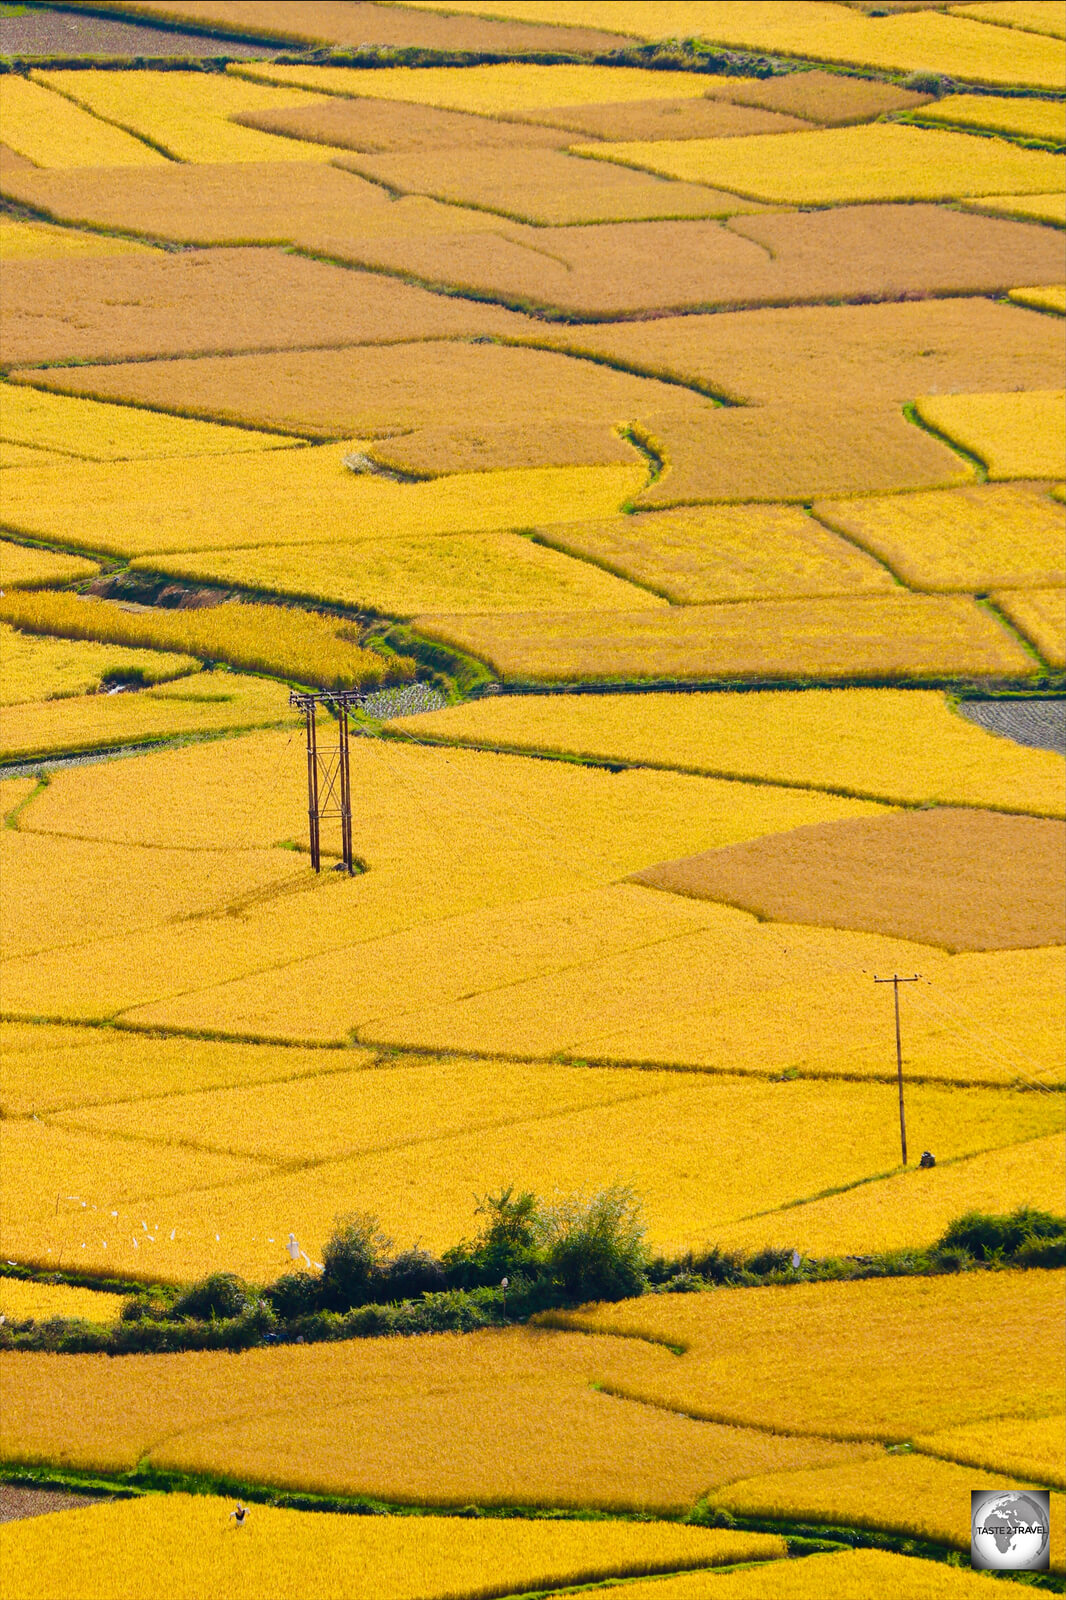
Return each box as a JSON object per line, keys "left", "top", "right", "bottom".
{"left": 874, "top": 973, "right": 919, "bottom": 1166}
{"left": 289, "top": 689, "right": 364, "bottom": 875}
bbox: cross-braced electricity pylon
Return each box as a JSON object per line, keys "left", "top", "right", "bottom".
{"left": 289, "top": 690, "right": 365, "bottom": 874}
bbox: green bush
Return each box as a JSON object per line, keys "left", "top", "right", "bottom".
{"left": 171, "top": 1272, "right": 251, "bottom": 1321}
{"left": 543, "top": 1184, "right": 648, "bottom": 1302}
{"left": 265, "top": 1270, "right": 323, "bottom": 1320}
{"left": 938, "top": 1208, "right": 1064, "bottom": 1263}
{"left": 442, "top": 1187, "right": 545, "bottom": 1289}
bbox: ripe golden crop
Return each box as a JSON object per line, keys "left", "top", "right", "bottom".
{"left": 32, "top": 70, "right": 343, "bottom": 165}
{"left": 0, "top": 217, "right": 153, "bottom": 260}
{"left": 0, "top": 74, "right": 166, "bottom": 167}
{"left": 390, "top": 4, "right": 1066, "bottom": 88}
{"left": 232, "top": 62, "right": 719, "bottom": 114}
{"left": 814, "top": 482, "right": 1065, "bottom": 592}
{"left": 1009, "top": 285, "right": 1066, "bottom": 315}
{"left": 1, "top": 385, "right": 296, "bottom": 463}
{"left": 0, "top": 622, "right": 197, "bottom": 708}
{"left": 715, "top": 1454, "right": 1065, "bottom": 1569}
{"left": 0, "top": 590, "right": 412, "bottom": 692}
{"left": 915, "top": 390, "right": 1066, "bottom": 479}
{"left": 603, "top": 1548, "right": 1051, "bottom": 1598}
{"left": 714, "top": 1134, "right": 1066, "bottom": 1257}
{"left": 953, "top": 2, "right": 1064, "bottom": 37}
{"left": 136, "top": 531, "right": 663, "bottom": 617}
{"left": 394, "top": 686, "right": 1066, "bottom": 817}
{"left": 535, "top": 505, "right": 894, "bottom": 604}
{"left": 962, "top": 192, "right": 1066, "bottom": 225}
{"left": 0, "top": 1021, "right": 377, "bottom": 1118}
{"left": 0, "top": 1276, "right": 123, "bottom": 1326}
{"left": 543, "top": 1269, "right": 1066, "bottom": 1441}
{"left": 915, "top": 1412, "right": 1066, "bottom": 1489}
{"left": 993, "top": 587, "right": 1065, "bottom": 669}
{"left": 414, "top": 593, "right": 1034, "bottom": 684}
{"left": 919, "top": 93, "right": 1066, "bottom": 143}
{"left": 0, "top": 541, "right": 98, "bottom": 590}
{"left": 0, "top": 672, "right": 299, "bottom": 763}
{"left": 577, "top": 124, "right": 1065, "bottom": 205}
{"left": 0, "top": 449, "right": 643, "bottom": 557}
{"left": 0, "top": 1495, "right": 787, "bottom": 1600}
{"left": 45, "top": 1066, "right": 1059, "bottom": 1276}
{"left": 0, "top": 1328, "right": 870, "bottom": 1509}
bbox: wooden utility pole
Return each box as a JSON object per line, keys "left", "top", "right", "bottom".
{"left": 289, "top": 690, "right": 364, "bottom": 875}
{"left": 874, "top": 974, "right": 919, "bottom": 1166}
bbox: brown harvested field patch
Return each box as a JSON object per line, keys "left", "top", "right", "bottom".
{"left": 813, "top": 482, "right": 1066, "bottom": 591}
{"left": 993, "top": 587, "right": 1066, "bottom": 668}
{"left": 336, "top": 147, "right": 765, "bottom": 225}
{"left": 0, "top": 248, "right": 529, "bottom": 368}
{"left": 629, "top": 809, "right": 1066, "bottom": 953}
{"left": 413, "top": 593, "right": 1035, "bottom": 684}
{"left": 235, "top": 97, "right": 578, "bottom": 152}
{"left": 364, "top": 421, "right": 640, "bottom": 475}
{"left": 3, "top": 173, "right": 1062, "bottom": 318}
{"left": 0, "top": 158, "right": 501, "bottom": 260}
{"left": 487, "top": 97, "right": 809, "bottom": 141}
{"left": 719, "top": 69, "right": 935, "bottom": 126}
{"left": 22, "top": 342, "right": 713, "bottom": 448}
{"left": 533, "top": 504, "right": 895, "bottom": 603}
{"left": 631, "top": 403, "right": 971, "bottom": 506}
{"left": 96, "top": 0, "right": 631, "bottom": 53}
{"left": 0, "top": 1486, "right": 103, "bottom": 1524}
{"left": 534, "top": 298, "right": 1064, "bottom": 407}
{"left": 347, "top": 204, "right": 1066, "bottom": 319}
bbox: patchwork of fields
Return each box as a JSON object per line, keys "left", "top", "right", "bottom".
{"left": 0, "top": 2, "right": 1063, "bottom": 1595}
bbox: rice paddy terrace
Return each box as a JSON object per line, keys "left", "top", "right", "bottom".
{"left": 0, "top": 2, "right": 1063, "bottom": 1595}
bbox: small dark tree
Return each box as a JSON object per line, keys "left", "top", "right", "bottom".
{"left": 443, "top": 1187, "right": 546, "bottom": 1288}
{"left": 320, "top": 1212, "right": 391, "bottom": 1310}
{"left": 172, "top": 1272, "right": 250, "bottom": 1322}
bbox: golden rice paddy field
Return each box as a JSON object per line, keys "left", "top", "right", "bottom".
{"left": 1, "top": 27, "right": 1064, "bottom": 1595}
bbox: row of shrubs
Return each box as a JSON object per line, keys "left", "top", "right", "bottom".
{"left": 2, "top": 1193, "right": 1062, "bottom": 1356}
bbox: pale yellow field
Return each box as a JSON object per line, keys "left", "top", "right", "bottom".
{"left": 916, "top": 390, "right": 1066, "bottom": 479}
{"left": 0, "top": 1277, "right": 123, "bottom": 1326}
{"left": 715, "top": 1454, "right": 1065, "bottom": 1568}
{"left": 0, "top": 623, "right": 198, "bottom": 707}
{"left": 0, "top": 1022, "right": 377, "bottom": 1118}
{"left": 0, "top": 452, "right": 645, "bottom": 557}
{"left": 714, "top": 1134, "right": 1066, "bottom": 1257}
{"left": 962, "top": 190, "right": 1066, "bottom": 223}
{"left": 0, "top": 540, "right": 99, "bottom": 591}
{"left": 33, "top": 71, "right": 345, "bottom": 165}
{"left": 1, "top": 385, "right": 298, "bottom": 463}
{"left": 918, "top": 93, "right": 1066, "bottom": 142}
{"left": 0, "top": 218, "right": 154, "bottom": 261}
{"left": 41, "top": 1071, "right": 1058, "bottom": 1276}
{"left": 391, "top": 687, "right": 1066, "bottom": 817}
{"left": 134, "top": 531, "right": 664, "bottom": 617}
{"left": 0, "top": 442, "right": 72, "bottom": 471}
{"left": 916, "top": 1412, "right": 1066, "bottom": 1488}
{"left": 578, "top": 124, "right": 1066, "bottom": 204}
{"left": 952, "top": 2, "right": 1066, "bottom": 39}
{"left": 0, "top": 74, "right": 166, "bottom": 168}
{"left": 597, "top": 1549, "right": 1054, "bottom": 1600}
{"left": 0, "top": 1496, "right": 787, "bottom": 1600}
{"left": 0, "top": 590, "right": 412, "bottom": 693}
{"left": 994, "top": 586, "right": 1066, "bottom": 667}
{"left": 535, "top": 504, "right": 894, "bottom": 604}
{"left": 232, "top": 62, "right": 720, "bottom": 115}
{"left": 390, "top": 5, "right": 1066, "bottom": 88}
{"left": 414, "top": 594, "right": 1035, "bottom": 684}
{"left": 1010, "top": 284, "right": 1066, "bottom": 313}
{"left": 542, "top": 1269, "right": 1066, "bottom": 1441}
{"left": 813, "top": 482, "right": 1065, "bottom": 591}
{"left": 0, "top": 671, "right": 300, "bottom": 762}
{"left": 0, "top": 1331, "right": 872, "bottom": 1509}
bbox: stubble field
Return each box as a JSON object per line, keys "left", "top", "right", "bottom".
{"left": 0, "top": 10, "right": 1063, "bottom": 1597}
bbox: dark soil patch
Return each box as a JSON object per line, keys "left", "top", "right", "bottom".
{"left": 0, "top": 1483, "right": 104, "bottom": 1523}
{"left": 0, "top": 7, "right": 277, "bottom": 57}
{"left": 960, "top": 698, "right": 1066, "bottom": 756}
